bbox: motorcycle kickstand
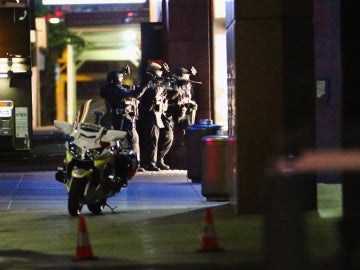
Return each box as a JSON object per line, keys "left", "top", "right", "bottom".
{"left": 106, "top": 203, "right": 117, "bottom": 213}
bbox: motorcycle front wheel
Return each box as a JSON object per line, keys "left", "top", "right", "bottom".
{"left": 87, "top": 199, "right": 106, "bottom": 214}
{"left": 68, "top": 177, "right": 86, "bottom": 216}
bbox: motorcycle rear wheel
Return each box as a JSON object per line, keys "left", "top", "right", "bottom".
{"left": 87, "top": 199, "right": 106, "bottom": 214}
{"left": 68, "top": 177, "right": 86, "bottom": 216}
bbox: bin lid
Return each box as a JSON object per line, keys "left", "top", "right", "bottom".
{"left": 201, "top": 135, "right": 235, "bottom": 143}
{"left": 201, "top": 135, "right": 229, "bottom": 142}
{"left": 186, "top": 124, "right": 222, "bottom": 131}
{"left": 198, "top": 119, "right": 213, "bottom": 125}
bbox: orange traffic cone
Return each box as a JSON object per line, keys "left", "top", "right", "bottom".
{"left": 198, "top": 208, "right": 223, "bottom": 252}
{"left": 73, "top": 216, "right": 97, "bottom": 261}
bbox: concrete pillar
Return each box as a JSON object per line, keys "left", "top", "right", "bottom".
{"left": 340, "top": 2, "right": 360, "bottom": 268}
{"left": 314, "top": 0, "right": 342, "bottom": 183}
{"left": 226, "top": 0, "right": 317, "bottom": 214}
{"left": 162, "top": 0, "right": 212, "bottom": 169}
{"left": 163, "top": 0, "right": 212, "bottom": 121}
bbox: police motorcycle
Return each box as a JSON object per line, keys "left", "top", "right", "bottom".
{"left": 54, "top": 99, "right": 138, "bottom": 216}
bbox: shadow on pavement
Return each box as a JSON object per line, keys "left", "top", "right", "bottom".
{"left": 0, "top": 249, "right": 255, "bottom": 270}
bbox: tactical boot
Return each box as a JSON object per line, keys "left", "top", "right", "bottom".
{"left": 146, "top": 163, "right": 161, "bottom": 171}
{"left": 137, "top": 167, "right": 145, "bottom": 172}
{"left": 156, "top": 159, "right": 170, "bottom": 170}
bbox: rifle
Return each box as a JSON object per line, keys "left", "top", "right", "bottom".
{"left": 146, "top": 72, "right": 176, "bottom": 83}
{"left": 188, "top": 79, "right": 202, "bottom": 85}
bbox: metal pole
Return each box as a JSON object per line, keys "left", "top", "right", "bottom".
{"left": 66, "top": 41, "right": 76, "bottom": 123}
{"left": 149, "top": 0, "right": 161, "bottom": 22}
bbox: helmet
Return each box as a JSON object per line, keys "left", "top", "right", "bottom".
{"left": 146, "top": 62, "right": 162, "bottom": 75}
{"left": 106, "top": 71, "right": 119, "bottom": 84}
{"left": 176, "top": 67, "right": 190, "bottom": 81}
{"left": 106, "top": 71, "right": 123, "bottom": 85}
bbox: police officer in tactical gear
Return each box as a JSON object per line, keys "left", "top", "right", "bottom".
{"left": 100, "top": 67, "right": 148, "bottom": 170}
{"left": 138, "top": 62, "right": 179, "bottom": 171}
{"left": 168, "top": 67, "right": 198, "bottom": 133}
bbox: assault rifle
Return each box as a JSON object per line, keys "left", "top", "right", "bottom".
{"left": 147, "top": 72, "right": 202, "bottom": 85}
{"left": 146, "top": 72, "right": 176, "bottom": 83}
{"left": 185, "top": 79, "right": 202, "bottom": 85}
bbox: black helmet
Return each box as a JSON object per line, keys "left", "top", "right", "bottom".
{"left": 146, "top": 62, "right": 162, "bottom": 75}
{"left": 106, "top": 65, "right": 130, "bottom": 84}
{"left": 176, "top": 67, "right": 190, "bottom": 81}
{"left": 176, "top": 67, "right": 189, "bottom": 76}
{"left": 106, "top": 71, "right": 121, "bottom": 84}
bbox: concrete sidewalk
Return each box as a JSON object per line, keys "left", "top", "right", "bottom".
{"left": 0, "top": 126, "right": 345, "bottom": 269}
{"left": 0, "top": 169, "right": 343, "bottom": 270}
{"left": 0, "top": 169, "right": 249, "bottom": 269}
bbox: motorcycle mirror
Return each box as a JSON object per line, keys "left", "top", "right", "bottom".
{"left": 54, "top": 120, "right": 73, "bottom": 135}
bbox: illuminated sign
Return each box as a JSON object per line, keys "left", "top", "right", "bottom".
{"left": 43, "top": 0, "right": 146, "bottom": 4}
{"left": 0, "top": 100, "right": 14, "bottom": 118}
{"left": 15, "top": 107, "right": 28, "bottom": 138}
{"left": 0, "top": 101, "right": 14, "bottom": 108}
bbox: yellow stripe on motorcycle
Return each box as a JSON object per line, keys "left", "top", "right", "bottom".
{"left": 94, "top": 157, "right": 110, "bottom": 167}
{"left": 66, "top": 151, "right": 73, "bottom": 161}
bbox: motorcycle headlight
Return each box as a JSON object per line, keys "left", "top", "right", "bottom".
{"left": 68, "top": 142, "right": 103, "bottom": 161}
{"left": 85, "top": 148, "right": 103, "bottom": 161}
{"left": 68, "top": 142, "right": 82, "bottom": 159}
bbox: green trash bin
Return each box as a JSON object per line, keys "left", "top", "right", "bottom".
{"left": 201, "top": 135, "right": 233, "bottom": 201}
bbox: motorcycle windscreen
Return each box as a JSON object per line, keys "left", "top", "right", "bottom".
{"left": 76, "top": 99, "right": 106, "bottom": 126}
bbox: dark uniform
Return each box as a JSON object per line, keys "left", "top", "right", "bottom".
{"left": 100, "top": 71, "right": 148, "bottom": 161}
{"left": 168, "top": 67, "right": 198, "bottom": 133}
{"left": 139, "top": 62, "right": 179, "bottom": 171}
